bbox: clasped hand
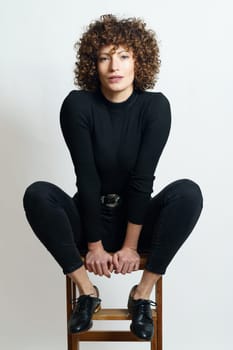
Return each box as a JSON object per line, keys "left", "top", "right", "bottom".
{"left": 85, "top": 246, "right": 140, "bottom": 277}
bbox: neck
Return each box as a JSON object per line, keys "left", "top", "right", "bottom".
{"left": 100, "top": 86, "right": 133, "bottom": 103}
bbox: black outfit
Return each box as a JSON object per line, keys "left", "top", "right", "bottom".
{"left": 23, "top": 89, "right": 203, "bottom": 275}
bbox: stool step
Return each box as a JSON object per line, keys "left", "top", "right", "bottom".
{"left": 92, "top": 308, "right": 157, "bottom": 320}
{"left": 75, "top": 330, "right": 152, "bottom": 342}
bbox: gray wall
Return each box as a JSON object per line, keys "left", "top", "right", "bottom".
{"left": 0, "top": 0, "right": 232, "bottom": 349}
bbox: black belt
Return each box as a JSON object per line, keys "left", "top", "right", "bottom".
{"left": 100, "top": 193, "right": 121, "bottom": 208}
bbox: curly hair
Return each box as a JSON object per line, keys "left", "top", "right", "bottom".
{"left": 74, "top": 14, "right": 161, "bottom": 91}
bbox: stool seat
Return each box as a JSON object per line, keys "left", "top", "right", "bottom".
{"left": 66, "top": 254, "right": 163, "bottom": 350}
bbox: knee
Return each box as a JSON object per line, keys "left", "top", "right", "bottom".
{"left": 23, "top": 181, "right": 51, "bottom": 211}
{"left": 175, "top": 178, "right": 203, "bottom": 209}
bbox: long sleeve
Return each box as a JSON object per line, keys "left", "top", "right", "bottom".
{"left": 59, "top": 89, "right": 171, "bottom": 240}
{"left": 60, "top": 91, "right": 102, "bottom": 242}
{"left": 127, "top": 93, "right": 171, "bottom": 224}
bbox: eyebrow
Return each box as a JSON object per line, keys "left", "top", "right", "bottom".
{"left": 98, "top": 50, "right": 129, "bottom": 56}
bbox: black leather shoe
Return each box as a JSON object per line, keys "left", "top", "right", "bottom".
{"left": 127, "top": 285, "right": 156, "bottom": 340}
{"left": 68, "top": 286, "right": 101, "bottom": 333}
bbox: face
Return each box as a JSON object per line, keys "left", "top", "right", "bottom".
{"left": 97, "top": 44, "right": 135, "bottom": 100}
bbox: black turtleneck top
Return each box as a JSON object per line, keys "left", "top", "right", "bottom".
{"left": 60, "top": 89, "right": 171, "bottom": 242}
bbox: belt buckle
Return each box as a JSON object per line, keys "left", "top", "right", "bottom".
{"left": 101, "top": 193, "right": 120, "bottom": 208}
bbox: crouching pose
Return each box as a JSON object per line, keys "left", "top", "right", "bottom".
{"left": 23, "top": 14, "right": 203, "bottom": 340}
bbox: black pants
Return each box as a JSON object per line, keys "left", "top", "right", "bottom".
{"left": 23, "top": 178, "right": 203, "bottom": 275}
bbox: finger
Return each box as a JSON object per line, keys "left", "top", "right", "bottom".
{"left": 102, "top": 263, "right": 111, "bottom": 278}
{"left": 112, "top": 253, "right": 119, "bottom": 269}
{"left": 128, "top": 262, "right": 135, "bottom": 273}
{"left": 108, "top": 262, "right": 114, "bottom": 273}
{"left": 115, "top": 262, "right": 122, "bottom": 273}
{"left": 95, "top": 261, "right": 103, "bottom": 276}
{"left": 116, "top": 261, "right": 124, "bottom": 274}
{"left": 121, "top": 262, "right": 129, "bottom": 274}
{"left": 85, "top": 260, "right": 92, "bottom": 272}
{"left": 87, "top": 265, "right": 93, "bottom": 273}
{"left": 90, "top": 262, "right": 97, "bottom": 274}
{"left": 135, "top": 261, "right": 140, "bottom": 271}
{"left": 108, "top": 254, "right": 113, "bottom": 264}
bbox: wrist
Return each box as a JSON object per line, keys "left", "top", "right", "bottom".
{"left": 88, "top": 240, "right": 104, "bottom": 251}
{"left": 121, "top": 245, "right": 137, "bottom": 251}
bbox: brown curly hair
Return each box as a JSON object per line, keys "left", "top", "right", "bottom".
{"left": 74, "top": 14, "right": 161, "bottom": 91}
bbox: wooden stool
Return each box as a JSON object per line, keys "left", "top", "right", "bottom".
{"left": 66, "top": 254, "right": 163, "bottom": 350}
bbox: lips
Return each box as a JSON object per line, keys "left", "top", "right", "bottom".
{"left": 108, "top": 76, "right": 123, "bottom": 83}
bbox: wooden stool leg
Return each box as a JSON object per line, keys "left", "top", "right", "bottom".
{"left": 66, "top": 276, "right": 78, "bottom": 350}
{"left": 151, "top": 310, "right": 157, "bottom": 350}
{"left": 156, "top": 277, "right": 163, "bottom": 350}
{"left": 66, "top": 276, "right": 72, "bottom": 350}
{"left": 150, "top": 277, "right": 162, "bottom": 350}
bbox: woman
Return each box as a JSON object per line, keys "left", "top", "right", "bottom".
{"left": 23, "top": 14, "right": 203, "bottom": 340}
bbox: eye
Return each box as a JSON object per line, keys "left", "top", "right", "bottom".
{"left": 98, "top": 56, "right": 109, "bottom": 62}
{"left": 120, "top": 55, "right": 130, "bottom": 59}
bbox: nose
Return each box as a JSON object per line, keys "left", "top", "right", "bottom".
{"left": 109, "top": 56, "right": 119, "bottom": 71}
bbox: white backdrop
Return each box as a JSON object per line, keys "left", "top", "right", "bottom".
{"left": 0, "top": 1, "right": 232, "bottom": 349}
